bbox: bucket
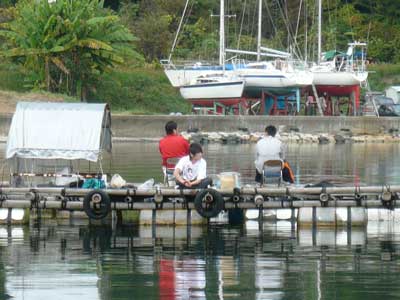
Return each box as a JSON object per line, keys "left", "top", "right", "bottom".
{"left": 217, "top": 172, "right": 241, "bottom": 189}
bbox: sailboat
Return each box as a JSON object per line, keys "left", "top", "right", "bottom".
{"left": 176, "top": 0, "right": 244, "bottom": 100}
{"left": 227, "top": 0, "right": 313, "bottom": 92}
{"left": 179, "top": 73, "right": 245, "bottom": 100}
{"left": 229, "top": 55, "right": 314, "bottom": 90}
{"left": 311, "top": 42, "right": 368, "bottom": 85}
{"left": 163, "top": 0, "right": 313, "bottom": 92}
{"left": 161, "top": 61, "right": 225, "bottom": 88}
{"left": 162, "top": 0, "right": 226, "bottom": 89}
{"left": 311, "top": 0, "right": 368, "bottom": 86}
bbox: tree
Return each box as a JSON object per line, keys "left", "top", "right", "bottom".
{"left": 0, "top": 0, "right": 142, "bottom": 100}
{"left": 134, "top": 12, "right": 172, "bottom": 62}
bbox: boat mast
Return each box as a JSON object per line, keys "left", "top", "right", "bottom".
{"left": 317, "top": 0, "right": 322, "bottom": 64}
{"left": 219, "top": 0, "right": 225, "bottom": 68}
{"left": 168, "top": 0, "right": 190, "bottom": 63}
{"left": 257, "top": 0, "right": 262, "bottom": 61}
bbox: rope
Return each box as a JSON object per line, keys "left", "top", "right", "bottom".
{"left": 174, "top": 0, "right": 195, "bottom": 60}
{"left": 168, "top": 0, "right": 191, "bottom": 62}
{"left": 294, "top": 0, "right": 303, "bottom": 43}
{"left": 0, "top": 159, "right": 6, "bottom": 185}
{"left": 247, "top": 0, "right": 258, "bottom": 53}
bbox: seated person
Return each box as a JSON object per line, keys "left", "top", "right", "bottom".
{"left": 173, "top": 143, "right": 212, "bottom": 189}
{"left": 159, "top": 121, "right": 189, "bottom": 168}
{"left": 255, "top": 125, "right": 294, "bottom": 184}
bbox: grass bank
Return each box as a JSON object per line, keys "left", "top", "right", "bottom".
{"left": 88, "top": 66, "right": 191, "bottom": 114}
{"left": 0, "top": 62, "right": 190, "bottom": 114}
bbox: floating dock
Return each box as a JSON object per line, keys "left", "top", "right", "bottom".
{"left": 0, "top": 185, "right": 398, "bottom": 226}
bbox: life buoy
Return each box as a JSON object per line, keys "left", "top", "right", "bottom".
{"left": 194, "top": 189, "right": 224, "bottom": 218}
{"left": 83, "top": 190, "right": 111, "bottom": 220}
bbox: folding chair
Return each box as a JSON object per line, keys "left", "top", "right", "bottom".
{"left": 262, "top": 160, "right": 283, "bottom": 187}
{"left": 162, "top": 157, "right": 181, "bottom": 187}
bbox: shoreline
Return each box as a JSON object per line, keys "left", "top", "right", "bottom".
{"left": 2, "top": 131, "right": 399, "bottom": 145}
{"left": 1, "top": 114, "right": 400, "bottom": 144}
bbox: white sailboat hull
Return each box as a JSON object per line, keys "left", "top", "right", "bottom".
{"left": 235, "top": 69, "right": 313, "bottom": 88}
{"left": 165, "top": 68, "right": 314, "bottom": 89}
{"left": 165, "top": 69, "right": 222, "bottom": 87}
{"left": 179, "top": 81, "right": 245, "bottom": 99}
{"left": 312, "top": 71, "right": 368, "bottom": 86}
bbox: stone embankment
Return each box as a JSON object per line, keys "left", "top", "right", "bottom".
{"left": 180, "top": 129, "right": 400, "bottom": 144}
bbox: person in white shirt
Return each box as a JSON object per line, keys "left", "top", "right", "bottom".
{"left": 174, "top": 143, "right": 212, "bottom": 189}
{"left": 255, "top": 125, "right": 294, "bottom": 183}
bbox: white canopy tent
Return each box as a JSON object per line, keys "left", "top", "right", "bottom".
{"left": 6, "top": 102, "right": 112, "bottom": 162}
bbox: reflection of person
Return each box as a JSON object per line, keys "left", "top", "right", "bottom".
{"left": 255, "top": 125, "right": 294, "bottom": 184}
{"left": 159, "top": 121, "right": 189, "bottom": 168}
{"left": 174, "top": 143, "right": 212, "bottom": 189}
{"left": 159, "top": 259, "right": 175, "bottom": 300}
{"left": 306, "top": 95, "right": 316, "bottom": 115}
{"left": 320, "top": 92, "right": 327, "bottom": 112}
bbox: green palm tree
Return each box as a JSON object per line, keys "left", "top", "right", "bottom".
{"left": 0, "top": 0, "right": 142, "bottom": 100}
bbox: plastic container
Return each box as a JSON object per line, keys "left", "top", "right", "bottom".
{"left": 138, "top": 178, "right": 154, "bottom": 190}
{"left": 217, "top": 172, "right": 241, "bottom": 189}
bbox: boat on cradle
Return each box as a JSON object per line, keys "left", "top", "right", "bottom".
{"left": 179, "top": 73, "right": 245, "bottom": 100}
{"left": 311, "top": 0, "right": 368, "bottom": 86}
{"left": 234, "top": 61, "right": 313, "bottom": 89}
{"left": 162, "top": 0, "right": 311, "bottom": 92}
{"left": 161, "top": 60, "right": 226, "bottom": 88}
{"left": 311, "top": 43, "right": 368, "bottom": 86}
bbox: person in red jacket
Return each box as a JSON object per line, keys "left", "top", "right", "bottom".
{"left": 159, "top": 121, "right": 190, "bottom": 168}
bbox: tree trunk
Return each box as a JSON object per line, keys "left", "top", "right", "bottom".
{"left": 45, "top": 57, "right": 50, "bottom": 91}
{"left": 80, "top": 82, "right": 87, "bottom": 102}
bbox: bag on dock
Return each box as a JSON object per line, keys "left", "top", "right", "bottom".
{"left": 82, "top": 178, "right": 106, "bottom": 189}
{"left": 110, "top": 174, "right": 126, "bottom": 188}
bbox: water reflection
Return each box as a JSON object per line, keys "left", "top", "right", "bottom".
{"left": 1, "top": 141, "right": 400, "bottom": 299}
{"left": 2, "top": 142, "right": 400, "bottom": 185}
{"left": 0, "top": 221, "right": 396, "bottom": 299}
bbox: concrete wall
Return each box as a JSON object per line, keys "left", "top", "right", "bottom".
{"left": 1, "top": 113, "right": 400, "bottom": 139}
{"left": 111, "top": 115, "right": 400, "bottom": 137}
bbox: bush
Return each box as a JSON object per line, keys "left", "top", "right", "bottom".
{"left": 368, "top": 64, "right": 400, "bottom": 91}
{"left": 87, "top": 67, "right": 191, "bottom": 114}
{"left": 0, "top": 62, "right": 30, "bottom": 92}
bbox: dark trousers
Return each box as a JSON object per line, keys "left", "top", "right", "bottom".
{"left": 255, "top": 168, "right": 294, "bottom": 184}
{"left": 177, "top": 177, "right": 212, "bottom": 189}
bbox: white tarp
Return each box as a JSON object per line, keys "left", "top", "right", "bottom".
{"left": 6, "top": 102, "right": 112, "bottom": 162}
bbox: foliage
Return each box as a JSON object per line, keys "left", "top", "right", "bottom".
{"left": 0, "top": 0, "right": 142, "bottom": 100}
{"left": 1, "top": 0, "right": 400, "bottom": 114}
{"left": 134, "top": 12, "right": 172, "bottom": 62}
{"left": 3, "top": 0, "right": 400, "bottom": 64}
{"left": 368, "top": 64, "right": 400, "bottom": 91}
{"left": 0, "top": 59, "right": 189, "bottom": 114}
{"left": 87, "top": 66, "right": 191, "bottom": 114}
{"left": 114, "top": 0, "right": 400, "bottom": 65}
{"left": 0, "top": 61, "right": 30, "bottom": 92}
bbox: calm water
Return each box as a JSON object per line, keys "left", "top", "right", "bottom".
{"left": 1, "top": 142, "right": 400, "bottom": 299}
{"left": 2, "top": 142, "right": 400, "bottom": 185}
{"left": 82, "top": 142, "right": 400, "bottom": 185}
{"left": 1, "top": 221, "right": 400, "bottom": 300}
{"left": 0, "top": 143, "right": 400, "bottom": 185}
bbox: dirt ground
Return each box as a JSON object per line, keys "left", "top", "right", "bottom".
{"left": 0, "top": 90, "right": 69, "bottom": 114}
